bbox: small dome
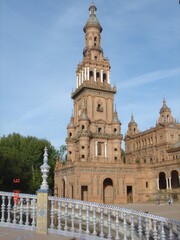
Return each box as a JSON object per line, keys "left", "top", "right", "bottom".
{"left": 113, "top": 111, "right": 121, "bottom": 124}
{"left": 160, "top": 99, "right": 171, "bottom": 113}
{"left": 68, "top": 116, "right": 74, "bottom": 128}
{"left": 83, "top": 3, "right": 102, "bottom": 32}
{"left": 128, "top": 114, "right": 137, "bottom": 127}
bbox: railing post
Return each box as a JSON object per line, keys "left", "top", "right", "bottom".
{"left": 36, "top": 147, "right": 50, "bottom": 234}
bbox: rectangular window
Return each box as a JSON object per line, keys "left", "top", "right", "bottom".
{"left": 98, "top": 142, "right": 103, "bottom": 156}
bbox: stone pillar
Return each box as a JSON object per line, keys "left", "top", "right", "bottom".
{"left": 157, "top": 178, "right": 159, "bottom": 190}
{"left": 169, "top": 177, "right": 172, "bottom": 189}
{"left": 95, "top": 141, "right": 98, "bottom": 157}
{"left": 79, "top": 73, "right": 81, "bottom": 85}
{"left": 36, "top": 147, "right": 50, "bottom": 234}
{"left": 101, "top": 70, "right": 103, "bottom": 83}
{"left": 76, "top": 75, "right": 79, "bottom": 88}
{"left": 87, "top": 67, "right": 90, "bottom": 80}
{"left": 104, "top": 142, "right": 107, "bottom": 158}
{"left": 166, "top": 177, "right": 169, "bottom": 189}
{"left": 94, "top": 68, "right": 96, "bottom": 82}
{"left": 107, "top": 71, "right": 110, "bottom": 84}
{"left": 84, "top": 67, "right": 87, "bottom": 80}
{"left": 81, "top": 70, "right": 84, "bottom": 83}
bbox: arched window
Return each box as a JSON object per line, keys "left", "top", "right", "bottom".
{"left": 171, "top": 170, "right": 179, "bottom": 189}
{"left": 103, "top": 178, "right": 113, "bottom": 204}
{"left": 159, "top": 172, "right": 166, "bottom": 189}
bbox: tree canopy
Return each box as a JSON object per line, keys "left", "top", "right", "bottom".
{"left": 0, "top": 133, "right": 57, "bottom": 194}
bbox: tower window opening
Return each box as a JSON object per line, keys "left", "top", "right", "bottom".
{"left": 94, "top": 37, "right": 97, "bottom": 46}
{"left": 146, "top": 182, "right": 148, "bottom": 188}
{"left": 94, "top": 56, "right": 97, "bottom": 60}
{"left": 82, "top": 155, "right": 85, "bottom": 159}
{"left": 114, "top": 157, "right": 117, "bottom": 160}
{"left": 167, "top": 115, "right": 169, "bottom": 122}
{"left": 97, "top": 103, "right": 103, "bottom": 112}
{"left": 96, "top": 72, "right": 100, "bottom": 80}
{"left": 103, "top": 73, "right": 106, "bottom": 83}
{"left": 98, "top": 142, "right": 103, "bottom": 156}
{"left": 90, "top": 71, "right": 93, "bottom": 79}
{"left": 82, "top": 146, "right": 85, "bottom": 149}
{"left": 98, "top": 128, "right": 102, "bottom": 133}
{"left": 82, "top": 125, "right": 85, "bottom": 130}
{"left": 134, "top": 128, "right": 136, "bottom": 133}
{"left": 114, "top": 128, "right": 117, "bottom": 133}
{"left": 69, "top": 151, "right": 72, "bottom": 154}
{"left": 114, "top": 148, "right": 117, "bottom": 151}
{"left": 69, "top": 132, "right": 72, "bottom": 137}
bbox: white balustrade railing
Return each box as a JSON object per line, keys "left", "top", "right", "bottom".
{"left": 1, "top": 191, "right": 180, "bottom": 239}
{"left": 0, "top": 191, "right": 37, "bottom": 231}
{"left": 48, "top": 196, "right": 180, "bottom": 240}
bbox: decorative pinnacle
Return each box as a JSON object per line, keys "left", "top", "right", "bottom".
{"left": 40, "top": 147, "right": 50, "bottom": 191}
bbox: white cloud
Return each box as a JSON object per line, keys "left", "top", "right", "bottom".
{"left": 121, "top": 67, "right": 180, "bottom": 89}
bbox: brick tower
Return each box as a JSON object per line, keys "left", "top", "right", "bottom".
{"left": 55, "top": 2, "right": 123, "bottom": 204}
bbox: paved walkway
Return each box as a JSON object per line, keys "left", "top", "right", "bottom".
{"left": 0, "top": 227, "right": 76, "bottom": 240}
{"left": 0, "top": 203, "right": 179, "bottom": 239}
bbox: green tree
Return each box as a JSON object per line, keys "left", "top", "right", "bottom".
{"left": 0, "top": 133, "right": 56, "bottom": 194}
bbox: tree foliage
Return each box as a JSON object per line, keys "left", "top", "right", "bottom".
{"left": 0, "top": 133, "right": 57, "bottom": 194}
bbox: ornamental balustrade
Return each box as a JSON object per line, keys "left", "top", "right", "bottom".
{"left": 0, "top": 147, "right": 180, "bottom": 239}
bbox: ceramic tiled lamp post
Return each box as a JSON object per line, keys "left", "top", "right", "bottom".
{"left": 37, "top": 147, "right": 50, "bottom": 234}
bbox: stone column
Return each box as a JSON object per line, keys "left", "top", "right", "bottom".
{"left": 87, "top": 67, "right": 90, "bottom": 80}
{"left": 166, "top": 177, "right": 169, "bottom": 189}
{"left": 94, "top": 68, "right": 96, "bottom": 82}
{"left": 95, "top": 141, "right": 98, "bottom": 157}
{"left": 104, "top": 142, "right": 107, "bottom": 158}
{"left": 76, "top": 75, "right": 79, "bottom": 88}
{"left": 84, "top": 67, "right": 87, "bottom": 80}
{"left": 81, "top": 70, "right": 84, "bottom": 83}
{"left": 107, "top": 71, "right": 110, "bottom": 84}
{"left": 101, "top": 70, "right": 103, "bottom": 83}
{"left": 79, "top": 73, "right": 81, "bottom": 85}
{"left": 169, "top": 177, "right": 172, "bottom": 189}
{"left": 157, "top": 178, "right": 159, "bottom": 190}
{"left": 36, "top": 147, "right": 50, "bottom": 234}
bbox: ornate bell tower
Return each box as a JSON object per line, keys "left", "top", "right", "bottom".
{"left": 55, "top": 2, "right": 123, "bottom": 204}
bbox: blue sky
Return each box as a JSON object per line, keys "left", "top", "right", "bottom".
{"left": 0, "top": 0, "right": 180, "bottom": 150}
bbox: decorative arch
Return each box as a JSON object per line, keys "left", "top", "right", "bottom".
{"left": 103, "top": 178, "right": 113, "bottom": 204}
{"left": 171, "top": 170, "right": 179, "bottom": 189}
{"left": 159, "top": 172, "right": 166, "bottom": 189}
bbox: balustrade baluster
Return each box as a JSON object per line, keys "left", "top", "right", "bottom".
{"left": 86, "top": 205, "right": 90, "bottom": 234}
{"left": 138, "top": 216, "right": 143, "bottom": 240}
{"left": 19, "top": 197, "right": 23, "bottom": 225}
{"left": 93, "top": 206, "right": 97, "bottom": 236}
{"left": 25, "top": 197, "right": 30, "bottom": 225}
{"left": 123, "top": 212, "right": 127, "bottom": 240}
{"left": 1, "top": 195, "right": 5, "bottom": 223}
{"left": 168, "top": 223, "right": 174, "bottom": 240}
{"left": 31, "top": 198, "right": 36, "bottom": 227}
{"left": 79, "top": 204, "right": 82, "bottom": 234}
{"left": 50, "top": 199, "right": 55, "bottom": 229}
{"left": 145, "top": 218, "right": 150, "bottom": 239}
{"left": 13, "top": 199, "right": 17, "bottom": 224}
{"left": 152, "top": 219, "right": 158, "bottom": 240}
{"left": 71, "top": 202, "right": 75, "bottom": 232}
{"left": 130, "top": 214, "right": 135, "bottom": 240}
{"left": 107, "top": 209, "right": 112, "bottom": 239}
{"left": 57, "top": 201, "right": 61, "bottom": 230}
{"left": 64, "top": 202, "right": 68, "bottom": 231}
{"left": 115, "top": 210, "right": 119, "bottom": 240}
{"left": 100, "top": 207, "right": 104, "bottom": 237}
{"left": 160, "top": 221, "right": 166, "bottom": 240}
{"left": 7, "top": 196, "right": 11, "bottom": 223}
